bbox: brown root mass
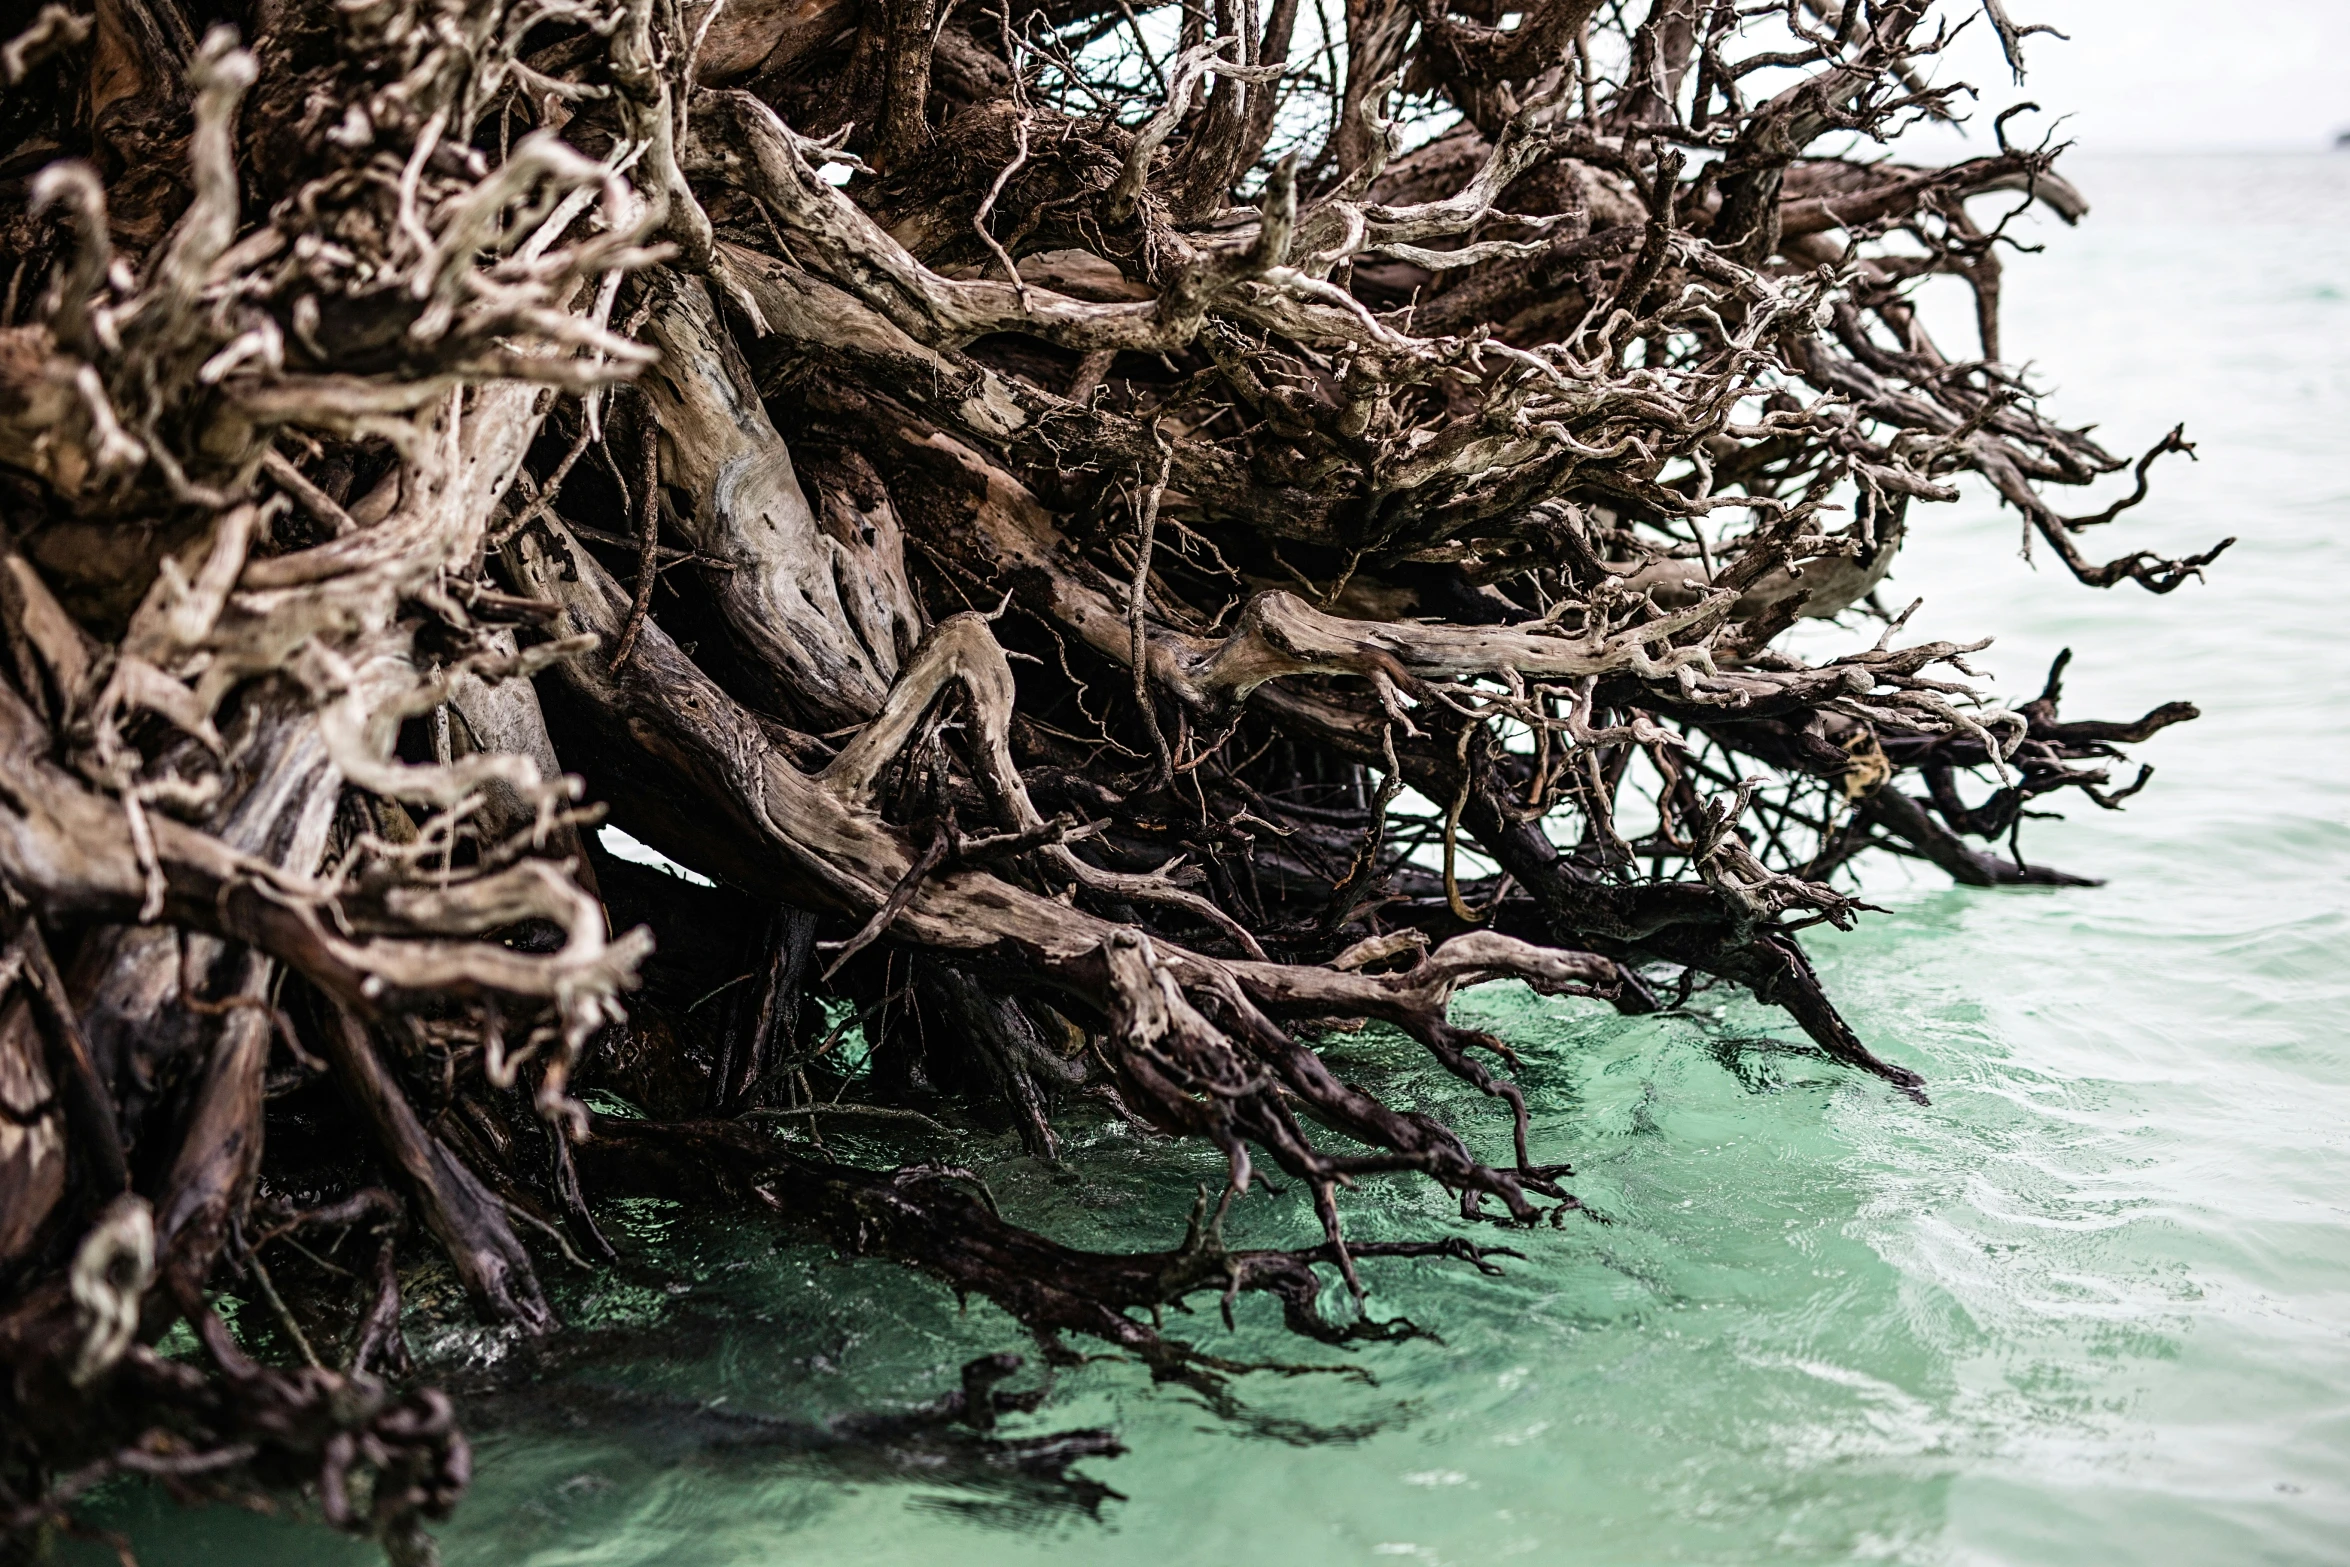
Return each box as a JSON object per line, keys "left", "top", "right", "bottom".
{"left": 0, "top": 0, "right": 2213, "bottom": 1556}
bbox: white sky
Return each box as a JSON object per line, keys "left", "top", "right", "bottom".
{"left": 1903, "top": 0, "right": 2350, "bottom": 155}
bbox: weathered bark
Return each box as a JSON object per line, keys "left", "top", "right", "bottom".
{"left": 315, "top": 1003, "right": 554, "bottom": 1333}
{"left": 636, "top": 277, "right": 921, "bottom": 727}
{"left": 0, "top": 994, "right": 66, "bottom": 1269}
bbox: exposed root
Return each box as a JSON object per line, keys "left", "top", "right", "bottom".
{"left": 0, "top": 0, "right": 2215, "bottom": 1552}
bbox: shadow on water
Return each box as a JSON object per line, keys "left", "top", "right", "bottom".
{"left": 390, "top": 1242, "right": 1141, "bottom": 1532}
{"left": 408, "top": 1208, "right": 1416, "bottom": 1545}
{"left": 457, "top": 1363, "right": 1127, "bottom": 1527}
{"left": 1697, "top": 1031, "right": 1845, "bottom": 1097}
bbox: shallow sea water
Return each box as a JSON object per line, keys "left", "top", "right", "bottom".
{"left": 89, "top": 153, "right": 2350, "bottom": 1566}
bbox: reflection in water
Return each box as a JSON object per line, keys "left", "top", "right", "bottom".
{"left": 461, "top": 1356, "right": 1125, "bottom": 1525}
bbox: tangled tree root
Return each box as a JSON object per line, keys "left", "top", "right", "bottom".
{"left": 0, "top": 0, "right": 2213, "bottom": 1555}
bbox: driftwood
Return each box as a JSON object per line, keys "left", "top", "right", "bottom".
{"left": 0, "top": 0, "right": 2215, "bottom": 1556}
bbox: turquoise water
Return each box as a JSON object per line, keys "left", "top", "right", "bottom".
{"left": 92, "top": 153, "right": 2350, "bottom": 1565}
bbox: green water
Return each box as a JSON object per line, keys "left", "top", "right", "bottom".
{"left": 91, "top": 153, "right": 2350, "bottom": 1565}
